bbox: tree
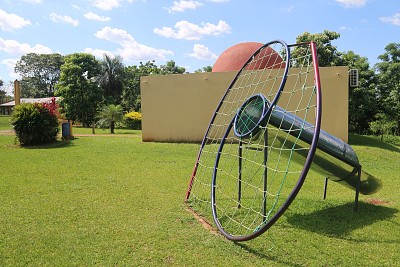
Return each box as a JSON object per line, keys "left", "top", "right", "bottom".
{"left": 195, "top": 66, "right": 212, "bottom": 73}
{"left": 122, "top": 61, "right": 161, "bottom": 112}
{"left": 15, "top": 53, "right": 64, "bottom": 97}
{"left": 0, "top": 79, "right": 5, "bottom": 104}
{"left": 98, "top": 54, "right": 125, "bottom": 105}
{"left": 341, "top": 51, "right": 378, "bottom": 134}
{"left": 294, "top": 30, "right": 342, "bottom": 67}
{"left": 55, "top": 53, "right": 102, "bottom": 127}
{"left": 121, "top": 60, "right": 187, "bottom": 112}
{"left": 96, "top": 104, "right": 123, "bottom": 134}
{"left": 369, "top": 113, "right": 397, "bottom": 141}
{"left": 160, "top": 60, "right": 186, "bottom": 74}
{"left": 375, "top": 43, "right": 400, "bottom": 135}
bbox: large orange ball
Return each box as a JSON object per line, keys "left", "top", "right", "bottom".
{"left": 212, "top": 42, "right": 285, "bottom": 72}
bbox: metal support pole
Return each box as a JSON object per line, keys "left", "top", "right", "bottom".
{"left": 354, "top": 167, "right": 361, "bottom": 212}
{"left": 323, "top": 177, "right": 328, "bottom": 200}
{"left": 237, "top": 140, "right": 243, "bottom": 208}
{"left": 262, "top": 129, "right": 268, "bottom": 220}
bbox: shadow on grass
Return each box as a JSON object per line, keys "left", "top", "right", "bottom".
{"left": 286, "top": 202, "right": 398, "bottom": 240}
{"left": 236, "top": 243, "right": 305, "bottom": 267}
{"left": 349, "top": 134, "right": 400, "bottom": 153}
{"left": 231, "top": 202, "right": 398, "bottom": 262}
{"left": 22, "top": 139, "right": 76, "bottom": 149}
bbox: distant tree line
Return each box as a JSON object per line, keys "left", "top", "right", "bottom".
{"left": 295, "top": 30, "right": 400, "bottom": 137}
{"left": 12, "top": 53, "right": 189, "bottom": 127}
{"left": 5, "top": 30, "right": 400, "bottom": 136}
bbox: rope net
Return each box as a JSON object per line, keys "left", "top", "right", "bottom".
{"left": 186, "top": 41, "right": 320, "bottom": 240}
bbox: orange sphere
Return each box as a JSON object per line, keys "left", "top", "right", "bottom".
{"left": 212, "top": 42, "right": 285, "bottom": 72}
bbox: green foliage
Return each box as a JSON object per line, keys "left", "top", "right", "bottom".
{"left": 195, "top": 66, "right": 212, "bottom": 73}
{"left": 10, "top": 102, "right": 59, "bottom": 145}
{"left": 341, "top": 51, "right": 378, "bottom": 134}
{"left": 121, "top": 60, "right": 185, "bottom": 112}
{"left": 98, "top": 54, "right": 125, "bottom": 105}
{"left": 96, "top": 104, "right": 124, "bottom": 133}
{"left": 55, "top": 53, "right": 102, "bottom": 127}
{"left": 160, "top": 60, "right": 186, "bottom": 74}
{"left": 369, "top": 113, "right": 397, "bottom": 141}
{"left": 375, "top": 42, "right": 400, "bottom": 135}
{"left": 121, "top": 61, "right": 158, "bottom": 112}
{"left": 124, "top": 111, "right": 142, "bottom": 130}
{"left": 294, "top": 30, "right": 342, "bottom": 67}
{"left": 15, "top": 53, "right": 64, "bottom": 97}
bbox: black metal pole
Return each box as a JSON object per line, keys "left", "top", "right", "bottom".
{"left": 238, "top": 139, "right": 243, "bottom": 208}
{"left": 323, "top": 177, "right": 328, "bottom": 200}
{"left": 262, "top": 128, "right": 268, "bottom": 220}
{"left": 354, "top": 167, "right": 361, "bottom": 212}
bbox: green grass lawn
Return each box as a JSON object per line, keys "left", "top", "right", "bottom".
{"left": 0, "top": 116, "right": 140, "bottom": 136}
{"left": 71, "top": 126, "right": 141, "bottom": 135}
{"left": 0, "top": 133, "right": 398, "bottom": 266}
{"left": 0, "top": 116, "right": 12, "bottom": 131}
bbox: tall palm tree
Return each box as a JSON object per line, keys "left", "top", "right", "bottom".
{"left": 97, "top": 104, "right": 123, "bottom": 134}
{"left": 98, "top": 54, "right": 125, "bottom": 104}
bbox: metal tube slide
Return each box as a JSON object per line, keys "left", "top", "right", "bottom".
{"left": 269, "top": 105, "right": 382, "bottom": 195}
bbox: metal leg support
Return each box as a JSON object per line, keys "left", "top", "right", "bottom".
{"left": 238, "top": 140, "right": 242, "bottom": 208}
{"left": 354, "top": 167, "right": 361, "bottom": 212}
{"left": 262, "top": 129, "right": 268, "bottom": 221}
{"left": 323, "top": 177, "right": 328, "bottom": 200}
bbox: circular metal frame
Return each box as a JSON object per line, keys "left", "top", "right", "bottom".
{"left": 210, "top": 41, "right": 322, "bottom": 242}
{"left": 233, "top": 94, "right": 270, "bottom": 139}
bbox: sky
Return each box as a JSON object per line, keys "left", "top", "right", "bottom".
{"left": 0, "top": 0, "right": 399, "bottom": 94}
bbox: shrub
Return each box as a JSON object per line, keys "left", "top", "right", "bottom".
{"left": 11, "top": 100, "right": 59, "bottom": 146}
{"left": 124, "top": 111, "right": 142, "bottom": 130}
{"left": 369, "top": 113, "right": 397, "bottom": 141}
{"left": 96, "top": 104, "right": 124, "bottom": 134}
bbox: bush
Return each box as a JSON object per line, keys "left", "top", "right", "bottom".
{"left": 124, "top": 111, "right": 142, "bottom": 130}
{"left": 11, "top": 100, "right": 59, "bottom": 146}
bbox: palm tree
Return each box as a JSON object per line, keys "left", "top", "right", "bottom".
{"left": 98, "top": 54, "right": 125, "bottom": 104}
{"left": 97, "top": 104, "right": 123, "bottom": 134}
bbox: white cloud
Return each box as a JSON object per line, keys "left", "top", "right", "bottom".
{"left": 23, "top": 0, "right": 43, "bottom": 3}
{"left": 154, "top": 20, "right": 231, "bottom": 40}
{"left": 281, "top": 5, "right": 294, "bottom": 13}
{"left": 339, "top": 26, "right": 351, "bottom": 30}
{"left": 380, "top": 13, "right": 400, "bottom": 26}
{"left": 49, "top": 13, "right": 79, "bottom": 27}
{"left": 336, "top": 0, "right": 367, "bottom": 8}
{"left": 0, "top": 9, "right": 31, "bottom": 32}
{"left": 166, "top": 1, "right": 203, "bottom": 13}
{"left": 188, "top": 44, "right": 217, "bottom": 60}
{"left": 91, "top": 0, "right": 135, "bottom": 11}
{"left": 92, "top": 26, "right": 173, "bottom": 61}
{"left": 84, "top": 12, "right": 111, "bottom": 22}
{"left": 0, "top": 38, "right": 52, "bottom": 55}
{"left": 84, "top": 48, "right": 114, "bottom": 59}
{"left": 1, "top": 58, "right": 20, "bottom": 81}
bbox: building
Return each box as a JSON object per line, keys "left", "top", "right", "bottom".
{"left": 0, "top": 97, "right": 59, "bottom": 115}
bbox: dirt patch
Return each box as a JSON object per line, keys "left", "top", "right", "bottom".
{"left": 186, "top": 207, "right": 220, "bottom": 236}
{"left": 366, "top": 198, "right": 391, "bottom": 206}
{"left": 0, "top": 130, "right": 15, "bottom": 135}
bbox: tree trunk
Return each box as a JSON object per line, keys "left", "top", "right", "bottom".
{"left": 397, "top": 120, "right": 400, "bottom": 136}
{"left": 111, "top": 120, "right": 115, "bottom": 134}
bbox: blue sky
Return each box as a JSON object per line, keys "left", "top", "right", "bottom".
{"left": 0, "top": 0, "right": 399, "bottom": 93}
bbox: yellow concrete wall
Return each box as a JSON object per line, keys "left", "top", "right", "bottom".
{"left": 141, "top": 66, "right": 348, "bottom": 143}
